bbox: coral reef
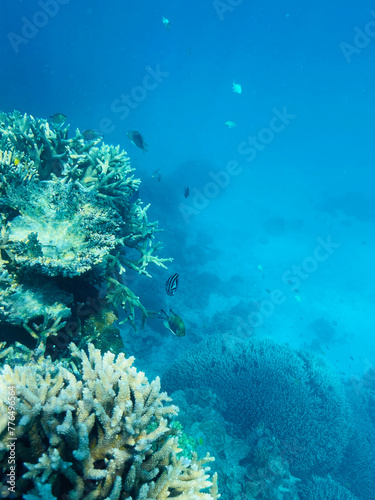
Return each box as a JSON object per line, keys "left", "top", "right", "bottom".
{"left": 170, "top": 389, "right": 300, "bottom": 500}
{"left": 334, "top": 376, "right": 375, "bottom": 500}
{"left": 243, "top": 430, "right": 300, "bottom": 499}
{"left": 0, "top": 111, "right": 170, "bottom": 355}
{"left": 0, "top": 343, "right": 219, "bottom": 499}
{"left": 163, "top": 336, "right": 352, "bottom": 477}
{"left": 298, "top": 475, "right": 359, "bottom": 500}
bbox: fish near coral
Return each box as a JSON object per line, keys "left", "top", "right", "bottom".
{"left": 49, "top": 113, "right": 67, "bottom": 125}
{"left": 82, "top": 129, "right": 104, "bottom": 141}
{"left": 161, "top": 309, "right": 186, "bottom": 336}
{"left": 127, "top": 131, "right": 148, "bottom": 152}
{"left": 152, "top": 169, "right": 162, "bottom": 182}
{"left": 165, "top": 273, "right": 179, "bottom": 296}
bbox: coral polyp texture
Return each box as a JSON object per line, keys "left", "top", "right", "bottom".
{"left": 0, "top": 343, "right": 220, "bottom": 499}
{"left": 0, "top": 111, "right": 169, "bottom": 354}
{"left": 163, "top": 336, "right": 352, "bottom": 477}
{"left": 298, "top": 475, "right": 359, "bottom": 500}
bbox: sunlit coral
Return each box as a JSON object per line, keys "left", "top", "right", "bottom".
{"left": 0, "top": 111, "right": 170, "bottom": 354}
{"left": 0, "top": 343, "right": 219, "bottom": 499}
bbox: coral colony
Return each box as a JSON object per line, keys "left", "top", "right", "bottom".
{"left": 0, "top": 344, "right": 219, "bottom": 498}
{"left": 0, "top": 111, "right": 219, "bottom": 499}
{"left": 0, "top": 111, "right": 372, "bottom": 500}
{"left": 0, "top": 111, "right": 170, "bottom": 359}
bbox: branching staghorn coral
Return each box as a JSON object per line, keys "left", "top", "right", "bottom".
{"left": 0, "top": 343, "right": 219, "bottom": 499}
{"left": 334, "top": 379, "right": 375, "bottom": 500}
{"left": 164, "top": 336, "right": 352, "bottom": 477}
{"left": 106, "top": 277, "right": 150, "bottom": 330}
{"left": 298, "top": 475, "right": 359, "bottom": 500}
{"left": 0, "top": 111, "right": 170, "bottom": 354}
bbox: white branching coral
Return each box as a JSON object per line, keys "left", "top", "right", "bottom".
{"left": 0, "top": 344, "right": 220, "bottom": 499}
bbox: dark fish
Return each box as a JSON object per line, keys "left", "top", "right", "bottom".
{"left": 127, "top": 131, "right": 148, "bottom": 152}
{"left": 82, "top": 129, "right": 104, "bottom": 141}
{"left": 165, "top": 273, "right": 179, "bottom": 296}
{"left": 184, "top": 186, "right": 190, "bottom": 198}
{"left": 49, "top": 113, "right": 67, "bottom": 125}
{"left": 160, "top": 309, "right": 186, "bottom": 337}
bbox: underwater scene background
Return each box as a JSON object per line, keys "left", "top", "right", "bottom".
{"left": 0, "top": 0, "right": 375, "bottom": 498}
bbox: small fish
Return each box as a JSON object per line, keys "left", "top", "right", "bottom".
{"left": 82, "top": 129, "right": 104, "bottom": 141}
{"left": 232, "top": 81, "right": 242, "bottom": 94}
{"left": 162, "top": 16, "right": 171, "bottom": 29}
{"left": 225, "top": 120, "right": 237, "bottom": 128}
{"left": 49, "top": 113, "right": 67, "bottom": 125}
{"left": 160, "top": 309, "right": 186, "bottom": 337}
{"left": 184, "top": 186, "right": 190, "bottom": 198}
{"left": 152, "top": 169, "right": 162, "bottom": 182}
{"left": 126, "top": 131, "right": 148, "bottom": 152}
{"left": 165, "top": 273, "right": 179, "bottom": 296}
{"left": 13, "top": 158, "right": 20, "bottom": 166}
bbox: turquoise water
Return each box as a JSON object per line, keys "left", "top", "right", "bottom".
{"left": 1, "top": 1, "right": 375, "bottom": 498}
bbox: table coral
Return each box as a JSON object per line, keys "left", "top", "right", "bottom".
{"left": 0, "top": 343, "right": 219, "bottom": 499}
{"left": 0, "top": 111, "right": 170, "bottom": 355}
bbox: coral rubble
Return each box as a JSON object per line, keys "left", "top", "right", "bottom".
{"left": 0, "top": 343, "right": 219, "bottom": 499}
{"left": 0, "top": 111, "right": 170, "bottom": 355}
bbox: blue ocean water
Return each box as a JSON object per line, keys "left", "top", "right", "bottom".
{"left": 2, "top": 0, "right": 375, "bottom": 498}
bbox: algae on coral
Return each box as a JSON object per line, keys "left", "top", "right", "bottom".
{"left": 0, "top": 111, "right": 170, "bottom": 356}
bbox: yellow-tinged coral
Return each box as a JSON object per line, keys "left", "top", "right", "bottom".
{"left": 0, "top": 343, "right": 220, "bottom": 499}
{"left": 0, "top": 110, "right": 171, "bottom": 354}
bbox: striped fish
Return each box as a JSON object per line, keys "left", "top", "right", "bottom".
{"left": 165, "top": 273, "right": 179, "bottom": 296}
